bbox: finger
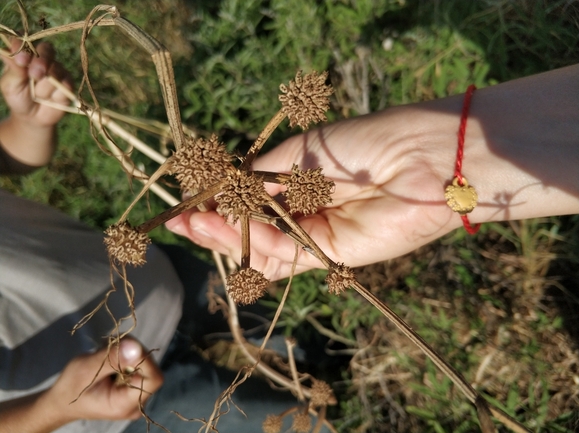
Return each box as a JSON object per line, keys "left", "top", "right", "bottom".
{"left": 119, "top": 339, "right": 163, "bottom": 392}
{"left": 90, "top": 339, "right": 162, "bottom": 418}
{"left": 167, "top": 210, "right": 323, "bottom": 280}
{"left": 107, "top": 339, "right": 163, "bottom": 415}
{"left": 71, "top": 338, "right": 145, "bottom": 382}
{"left": 0, "top": 40, "right": 31, "bottom": 98}
{"left": 166, "top": 211, "right": 241, "bottom": 259}
{"left": 26, "top": 42, "right": 54, "bottom": 81}
{"left": 4, "top": 38, "right": 33, "bottom": 69}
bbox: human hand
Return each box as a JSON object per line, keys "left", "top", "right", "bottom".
{"left": 39, "top": 337, "right": 163, "bottom": 425}
{"left": 1, "top": 38, "right": 71, "bottom": 127}
{"left": 167, "top": 101, "right": 466, "bottom": 281}
{"left": 168, "top": 65, "right": 579, "bottom": 282}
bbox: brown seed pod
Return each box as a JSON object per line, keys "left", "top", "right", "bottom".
{"left": 262, "top": 414, "right": 283, "bottom": 433}
{"left": 103, "top": 222, "right": 151, "bottom": 266}
{"left": 291, "top": 412, "right": 312, "bottom": 433}
{"left": 310, "top": 379, "right": 334, "bottom": 408}
{"left": 168, "top": 134, "right": 233, "bottom": 191}
{"left": 282, "top": 164, "right": 334, "bottom": 215}
{"left": 279, "top": 70, "right": 333, "bottom": 130}
{"left": 325, "top": 263, "right": 356, "bottom": 295}
{"left": 226, "top": 268, "right": 270, "bottom": 305}
{"left": 216, "top": 170, "right": 269, "bottom": 224}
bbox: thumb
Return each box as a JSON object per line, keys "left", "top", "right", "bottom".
{"left": 1, "top": 38, "right": 33, "bottom": 77}
{"left": 118, "top": 338, "right": 143, "bottom": 371}
{"left": 0, "top": 40, "right": 34, "bottom": 108}
{"left": 107, "top": 338, "right": 143, "bottom": 374}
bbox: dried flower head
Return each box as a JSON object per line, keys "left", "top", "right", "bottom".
{"left": 104, "top": 222, "right": 151, "bottom": 266}
{"left": 310, "top": 379, "right": 334, "bottom": 408}
{"left": 283, "top": 164, "right": 334, "bottom": 215}
{"left": 326, "top": 263, "right": 356, "bottom": 295}
{"left": 291, "top": 412, "right": 311, "bottom": 433}
{"left": 262, "top": 414, "right": 283, "bottom": 433}
{"left": 216, "top": 170, "right": 269, "bottom": 224}
{"left": 226, "top": 268, "right": 270, "bottom": 305}
{"left": 168, "top": 134, "right": 233, "bottom": 191}
{"left": 279, "top": 70, "right": 333, "bottom": 129}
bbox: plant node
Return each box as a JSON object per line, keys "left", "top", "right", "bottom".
{"left": 103, "top": 222, "right": 150, "bottom": 266}
{"left": 262, "top": 414, "right": 284, "bottom": 433}
{"left": 279, "top": 70, "right": 333, "bottom": 129}
{"left": 310, "top": 379, "right": 335, "bottom": 408}
{"left": 168, "top": 134, "right": 233, "bottom": 191}
{"left": 283, "top": 164, "right": 335, "bottom": 215}
{"left": 216, "top": 170, "right": 269, "bottom": 224}
{"left": 326, "top": 263, "right": 356, "bottom": 295}
{"left": 226, "top": 268, "right": 270, "bottom": 305}
{"left": 291, "top": 411, "right": 312, "bottom": 433}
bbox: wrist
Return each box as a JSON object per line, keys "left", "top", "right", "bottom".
{"left": 36, "top": 386, "right": 75, "bottom": 428}
{"left": 0, "top": 115, "right": 56, "bottom": 168}
{"left": 459, "top": 73, "right": 579, "bottom": 223}
{"left": 395, "top": 72, "right": 579, "bottom": 230}
{"left": 0, "top": 390, "right": 69, "bottom": 433}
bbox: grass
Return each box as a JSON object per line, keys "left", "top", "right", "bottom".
{"left": 2, "top": 0, "right": 579, "bottom": 431}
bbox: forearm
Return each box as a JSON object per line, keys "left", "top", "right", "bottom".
{"left": 0, "top": 115, "right": 56, "bottom": 172}
{"left": 169, "top": 64, "right": 579, "bottom": 278}
{"left": 0, "top": 392, "right": 68, "bottom": 433}
{"left": 391, "top": 64, "right": 579, "bottom": 227}
{"left": 467, "top": 64, "right": 579, "bottom": 221}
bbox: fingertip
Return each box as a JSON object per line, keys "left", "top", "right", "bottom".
{"left": 120, "top": 339, "right": 142, "bottom": 363}
{"left": 13, "top": 51, "right": 31, "bottom": 67}
{"left": 165, "top": 213, "right": 186, "bottom": 235}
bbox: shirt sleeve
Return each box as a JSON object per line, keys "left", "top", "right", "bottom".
{"left": 0, "top": 141, "right": 41, "bottom": 175}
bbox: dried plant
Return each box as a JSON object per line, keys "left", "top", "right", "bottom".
{"left": 0, "top": 2, "right": 535, "bottom": 433}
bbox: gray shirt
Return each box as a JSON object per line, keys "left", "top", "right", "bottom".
{"left": 0, "top": 189, "right": 183, "bottom": 432}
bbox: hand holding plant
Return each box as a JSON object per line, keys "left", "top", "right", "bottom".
{"left": 169, "top": 65, "right": 579, "bottom": 281}
{"left": 0, "top": 38, "right": 72, "bottom": 169}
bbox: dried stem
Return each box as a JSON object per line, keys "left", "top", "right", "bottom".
{"left": 136, "top": 181, "right": 224, "bottom": 233}
{"left": 240, "top": 109, "right": 286, "bottom": 170}
{"left": 285, "top": 337, "right": 306, "bottom": 403}
{"left": 44, "top": 76, "right": 179, "bottom": 210}
{"left": 348, "top": 280, "right": 529, "bottom": 433}
{"left": 240, "top": 214, "right": 251, "bottom": 269}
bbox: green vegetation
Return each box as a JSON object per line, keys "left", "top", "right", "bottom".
{"left": 2, "top": 0, "right": 579, "bottom": 431}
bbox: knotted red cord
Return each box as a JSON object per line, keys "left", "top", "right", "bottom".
{"left": 455, "top": 85, "right": 481, "bottom": 235}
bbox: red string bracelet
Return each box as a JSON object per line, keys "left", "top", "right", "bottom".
{"left": 444, "top": 84, "right": 481, "bottom": 235}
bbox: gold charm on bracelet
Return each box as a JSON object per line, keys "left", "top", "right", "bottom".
{"left": 445, "top": 176, "right": 478, "bottom": 215}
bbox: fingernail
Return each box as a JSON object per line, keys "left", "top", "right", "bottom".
{"left": 120, "top": 339, "right": 142, "bottom": 361}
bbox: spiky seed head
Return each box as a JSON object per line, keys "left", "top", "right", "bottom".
{"left": 326, "top": 263, "right": 356, "bottom": 295}
{"left": 292, "top": 412, "right": 312, "bottom": 433}
{"left": 168, "top": 134, "right": 233, "bottom": 191}
{"left": 104, "top": 222, "right": 150, "bottom": 266}
{"left": 279, "top": 70, "right": 333, "bottom": 130}
{"left": 283, "top": 164, "right": 334, "bottom": 215}
{"left": 216, "top": 170, "right": 269, "bottom": 224}
{"left": 226, "top": 268, "right": 270, "bottom": 305}
{"left": 262, "top": 414, "right": 283, "bottom": 433}
{"left": 310, "top": 379, "right": 334, "bottom": 408}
